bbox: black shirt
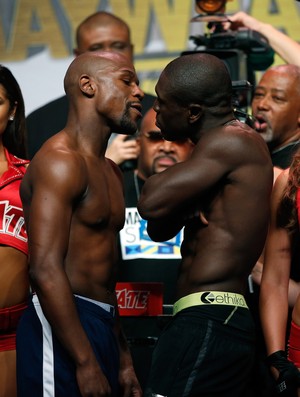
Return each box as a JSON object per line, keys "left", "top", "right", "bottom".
{"left": 271, "top": 140, "right": 300, "bottom": 169}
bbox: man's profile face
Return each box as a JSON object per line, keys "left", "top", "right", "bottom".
{"left": 251, "top": 69, "right": 300, "bottom": 145}
{"left": 153, "top": 74, "right": 189, "bottom": 143}
{"left": 75, "top": 23, "right": 133, "bottom": 62}
{"left": 93, "top": 58, "right": 143, "bottom": 135}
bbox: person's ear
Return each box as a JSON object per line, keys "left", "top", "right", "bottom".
{"left": 79, "top": 75, "right": 95, "bottom": 98}
{"left": 9, "top": 101, "right": 17, "bottom": 120}
{"left": 188, "top": 104, "right": 202, "bottom": 124}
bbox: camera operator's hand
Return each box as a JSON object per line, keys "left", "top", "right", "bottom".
{"left": 222, "top": 11, "right": 300, "bottom": 66}
{"left": 267, "top": 350, "right": 300, "bottom": 395}
{"left": 223, "top": 11, "right": 262, "bottom": 32}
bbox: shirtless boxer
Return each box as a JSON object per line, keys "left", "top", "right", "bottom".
{"left": 138, "top": 53, "right": 273, "bottom": 397}
{"left": 16, "top": 52, "right": 143, "bottom": 397}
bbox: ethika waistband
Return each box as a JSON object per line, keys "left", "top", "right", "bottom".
{"left": 173, "top": 291, "right": 248, "bottom": 316}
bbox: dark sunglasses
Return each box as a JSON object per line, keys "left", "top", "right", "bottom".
{"left": 144, "top": 131, "right": 164, "bottom": 141}
{"left": 143, "top": 131, "right": 189, "bottom": 144}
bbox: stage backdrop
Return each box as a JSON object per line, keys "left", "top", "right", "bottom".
{"left": 0, "top": 0, "right": 299, "bottom": 115}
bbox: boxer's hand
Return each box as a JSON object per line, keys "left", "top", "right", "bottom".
{"left": 267, "top": 350, "right": 300, "bottom": 395}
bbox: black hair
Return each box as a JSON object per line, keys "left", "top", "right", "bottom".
{"left": 0, "top": 65, "right": 27, "bottom": 158}
{"left": 163, "top": 53, "right": 233, "bottom": 117}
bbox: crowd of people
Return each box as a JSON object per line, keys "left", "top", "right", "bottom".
{"left": 1, "top": 5, "right": 300, "bottom": 397}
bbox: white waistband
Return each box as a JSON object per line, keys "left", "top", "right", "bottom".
{"left": 74, "top": 294, "right": 115, "bottom": 315}
{"left": 32, "top": 293, "right": 115, "bottom": 316}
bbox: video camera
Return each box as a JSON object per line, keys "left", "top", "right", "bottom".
{"left": 183, "top": 1, "right": 275, "bottom": 126}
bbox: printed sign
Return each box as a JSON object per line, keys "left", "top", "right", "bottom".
{"left": 120, "top": 207, "right": 182, "bottom": 260}
{"left": 116, "top": 282, "right": 163, "bottom": 316}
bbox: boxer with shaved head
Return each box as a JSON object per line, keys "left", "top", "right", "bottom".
{"left": 17, "top": 51, "right": 143, "bottom": 397}
{"left": 138, "top": 53, "right": 273, "bottom": 397}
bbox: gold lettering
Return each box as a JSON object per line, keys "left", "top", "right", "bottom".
{"left": 225, "top": 0, "right": 240, "bottom": 14}
{"left": 6, "top": 0, "right": 68, "bottom": 61}
{"left": 60, "top": 0, "right": 99, "bottom": 49}
{"left": 2, "top": 0, "right": 300, "bottom": 67}
{"left": 151, "top": 0, "right": 192, "bottom": 51}
{"left": 110, "top": 0, "right": 150, "bottom": 54}
{"left": 111, "top": 0, "right": 192, "bottom": 53}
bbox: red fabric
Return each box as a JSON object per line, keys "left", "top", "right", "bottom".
{"left": 297, "top": 189, "right": 300, "bottom": 227}
{"left": 288, "top": 320, "right": 300, "bottom": 367}
{"left": 0, "top": 301, "right": 27, "bottom": 330}
{"left": 0, "top": 301, "right": 27, "bottom": 352}
{"left": 0, "top": 149, "right": 29, "bottom": 255}
{"left": 0, "top": 332, "right": 16, "bottom": 351}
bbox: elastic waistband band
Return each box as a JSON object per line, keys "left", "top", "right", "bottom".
{"left": 74, "top": 294, "right": 115, "bottom": 316}
{"left": 0, "top": 301, "right": 28, "bottom": 330}
{"left": 0, "top": 332, "right": 16, "bottom": 351}
{"left": 32, "top": 293, "right": 115, "bottom": 317}
{"left": 173, "top": 291, "right": 248, "bottom": 315}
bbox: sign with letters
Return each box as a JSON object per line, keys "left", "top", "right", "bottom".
{"left": 120, "top": 207, "right": 182, "bottom": 260}
{"left": 116, "top": 282, "right": 163, "bottom": 316}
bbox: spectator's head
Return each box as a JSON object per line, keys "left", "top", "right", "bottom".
{"left": 0, "top": 65, "right": 26, "bottom": 158}
{"left": 252, "top": 64, "right": 300, "bottom": 150}
{"left": 74, "top": 12, "right": 133, "bottom": 62}
{"left": 137, "top": 108, "right": 194, "bottom": 179}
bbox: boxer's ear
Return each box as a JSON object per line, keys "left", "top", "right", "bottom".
{"left": 79, "top": 74, "right": 95, "bottom": 98}
{"left": 188, "top": 104, "right": 202, "bottom": 124}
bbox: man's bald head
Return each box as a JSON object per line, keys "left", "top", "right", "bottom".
{"left": 74, "top": 11, "right": 133, "bottom": 61}
{"left": 76, "top": 12, "right": 131, "bottom": 46}
{"left": 63, "top": 51, "right": 142, "bottom": 136}
{"left": 64, "top": 51, "right": 134, "bottom": 98}
{"left": 160, "top": 53, "right": 232, "bottom": 112}
{"left": 261, "top": 64, "right": 300, "bottom": 96}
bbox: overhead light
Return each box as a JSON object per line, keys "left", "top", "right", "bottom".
{"left": 195, "top": 0, "right": 228, "bottom": 14}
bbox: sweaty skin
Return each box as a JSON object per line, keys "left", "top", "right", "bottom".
{"left": 138, "top": 54, "right": 273, "bottom": 301}
{"left": 139, "top": 121, "right": 272, "bottom": 299}
{"left": 20, "top": 52, "right": 144, "bottom": 397}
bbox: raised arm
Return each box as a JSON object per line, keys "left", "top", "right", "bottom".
{"left": 227, "top": 11, "right": 300, "bottom": 66}
{"left": 137, "top": 135, "right": 222, "bottom": 241}
{"left": 138, "top": 126, "right": 260, "bottom": 241}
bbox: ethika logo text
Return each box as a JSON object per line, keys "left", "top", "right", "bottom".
{"left": 117, "top": 289, "right": 150, "bottom": 309}
{"left": 0, "top": 201, "right": 27, "bottom": 242}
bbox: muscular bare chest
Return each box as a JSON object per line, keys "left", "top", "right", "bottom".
{"left": 76, "top": 159, "right": 125, "bottom": 231}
